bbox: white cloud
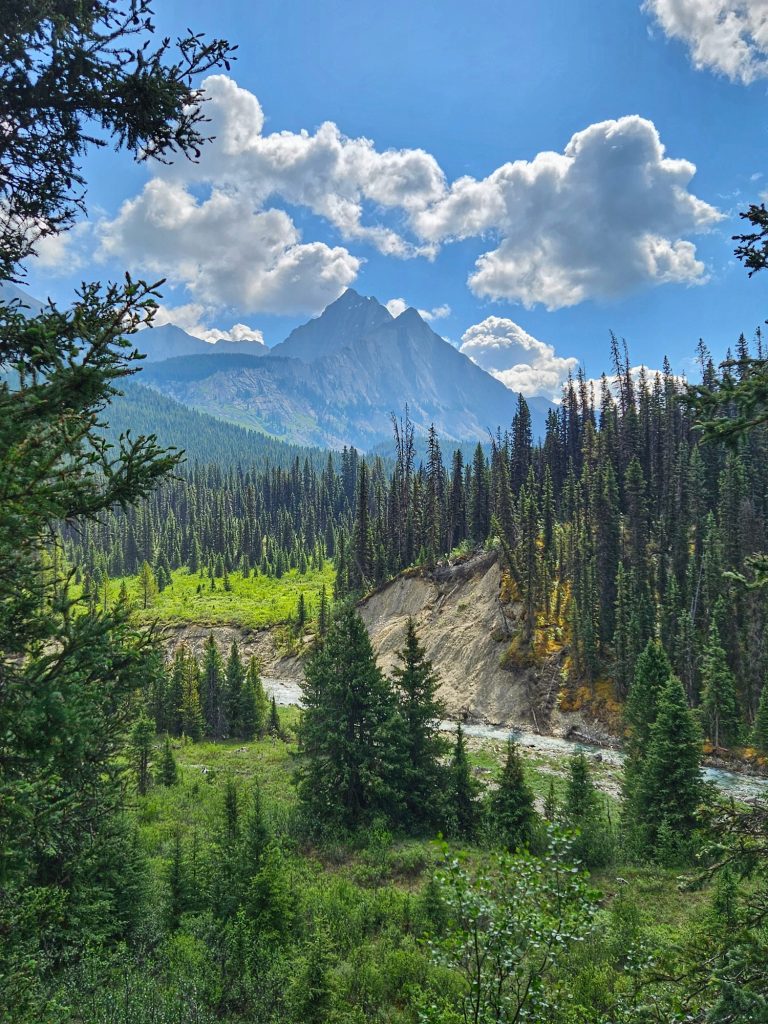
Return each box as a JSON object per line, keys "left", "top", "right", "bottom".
{"left": 98, "top": 179, "right": 360, "bottom": 315}
{"left": 385, "top": 297, "right": 451, "bottom": 321}
{"left": 415, "top": 116, "right": 721, "bottom": 309}
{"left": 459, "top": 316, "right": 579, "bottom": 400}
{"left": 643, "top": 0, "right": 768, "bottom": 84}
{"left": 149, "top": 302, "right": 265, "bottom": 345}
{"left": 97, "top": 76, "right": 720, "bottom": 314}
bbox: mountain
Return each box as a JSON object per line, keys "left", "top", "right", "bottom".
{"left": 135, "top": 323, "right": 268, "bottom": 363}
{"left": 140, "top": 289, "right": 552, "bottom": 449}
{"left": 106, "top": 381, "right": 333, "bottom": 469}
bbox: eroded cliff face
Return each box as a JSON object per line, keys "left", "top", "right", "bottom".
{"left": 359, "top": 549, "right": 554, "bottom": 728}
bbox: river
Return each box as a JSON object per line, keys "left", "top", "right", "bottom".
{"left": 263, "top": 676, "right": 768, "bottom": 803}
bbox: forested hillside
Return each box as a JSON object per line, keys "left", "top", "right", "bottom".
{"left": 70, "top": 337, "right": 768, "bottom": 741}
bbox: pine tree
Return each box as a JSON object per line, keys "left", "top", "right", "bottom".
{"left": 166, "top": 646, "right": 187, "bottom": 737}
{"left": 268, "top": 695, "right": 282, "bottom": 737}
{"left": 241, "top": 781, "right": 270, "bottom": 880}
{"left": 159, "top": 735, "right": 178, "bottom": 787}
{"left": 318, "top": 584, "right": 330, "bottom": 637}
{"left": 296, "top": 591, "right": 307, "bottom": 632}
{"left": 390, "top": 619, "right": 449, "bottom": 829}
{"left": 299, "top": 606, "right": 401, "bottom": 829}
{"left": 130, "top": 713, "right": 155, "bottom": 796}
{"left": 201, "top": 634, "right": 226, "bottom": 739}
{"left": 564, "top": 752, "right": 610, "bottom": 867}
{"left": 489, "top": 739, "right": 535, "bottom": 850}
{"left": 449, "top": 724, "right": 480, "bottom": 839}
{"left": 701, "top": 621, "right": 742, "bottom": 748}
{"left": 180, "top": 655, "right": 204, "bottom": 742}
{"left": 632, "top": 677, "right": 703, "bottom": 859}
{"left": 752, "top": 681, "right": 768, "bottom": 753}
{"left": 625, "top": 640, "right": 673, "bottom": 758}
{"left": 139, "top": 560, "right": 158, "bottom": 609}
{"left": 225, "top": 640, "right": 245, "bottom": 738}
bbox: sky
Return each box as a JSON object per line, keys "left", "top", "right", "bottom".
{"left": 23, "top": 0, "right": 768, "bottom": 400}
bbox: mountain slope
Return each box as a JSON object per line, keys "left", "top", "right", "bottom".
{"left": 140, "top": 290, "right": 552, "bottom": 448}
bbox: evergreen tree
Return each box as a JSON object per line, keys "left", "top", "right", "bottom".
{"left": 625, "top": 640, "right": 673, "bottom": 758}
{"left": 201, "top": 634, "right": 226, "bottom": 739}
{"left": 296, "top": 591, "right": 307, "bottom": 632}
{"left": 159, "top": 735, "right": 178, "bottom": 787}
{"left": 130, "top": 713, "right": 155, "bottom": 796}
{"left": 449, "top": 724, "right": 480, "bottom": 839}
{"left": 139, "top": 560, "right": 158, "bottom": 609}
{"left": 564, "top": 753, "right": 610, "bottom": 867}
{"left": 225, "top": 640, "right": 245, "bottom": 738}
{"left": 265, "top": 695, "right": 281, "bottom": 738}
{"left": 701, "top": 621, "right": 742, "bottom": 748}
{"left": 180, "top": 655, "right": 204, "bottom": 742}
{"left": 752, "top": 682, "right": 768, "bottom": 753}
{"left": 166, "top": 647, "right": 187, "bottom": 737}
{"left": 489, "top": 739, "right": 536, "bottom": 850}
{"left": 241, "top": 781, "right": 270, "bottom": 881}
{"left": 633, "top": 677, "right": 704, "bottom": 860}
{"left": 318, "top": 584, "right": 330, "bottom": 637}
{"left": 299, "top": 606, "right": 401, "bottom": 829}
{"left": 390, "top": 619, "right": 449, "bottom": 829}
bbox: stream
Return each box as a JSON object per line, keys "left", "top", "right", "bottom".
{"left": 263, "top": 676, "right": 768, "bottom": 804}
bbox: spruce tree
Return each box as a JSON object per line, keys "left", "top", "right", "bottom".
{"left": 633, "top": 677, "right": 704, "bottom": 860}
{"left": 269, "top": 695, "right": 282, "bottom": 737}
{"left": 201, "top": 634, "right": 226, "bottom": 739}
{"left": 564, "top": 752, "right": 610, "bottom": 867}
{"left": 299, "top": 606, "right": 401, "bottom": 829}
{"left": 390, "top": 619, "right": 449, "bottom": 829}
{"left": 489, "top": 739, "right": 536, "bottom": 850}
{"left": 225, "top": 640, "right": 245, "bottom": 738}
{"left": 752, "top": 682, "right": 768, "bottom": 753}
{"left": 625, "top": 640, "right": 673, "bottom": 757}
{"left": 180, "top": 655, "right": 204, "bottom": 742}
{"left": 449, "top": 724, "right": 480, "bottom": 839}
{"left": 159, "top": 735, "right": 178, "bottom": 787}
{"left": 166, "top": 647, "right": 187, "bottom": 737}
{"left": 318, "top": 584, "right": 330, "bottom": 637}
{"left": 139, "top": 560, "right": 158, "bottom": 609}
{"left": 241, "top": 782, "right": 270, "bottom": 881}
{"left": 701, "top": 621, "right": 742, "bottom": 748}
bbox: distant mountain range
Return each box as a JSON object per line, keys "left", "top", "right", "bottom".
{"left": 139, "top": 289, "right": 552, "bottom": 448}
{"left": 2, "top": 283, "right": 552, "bottom": 451}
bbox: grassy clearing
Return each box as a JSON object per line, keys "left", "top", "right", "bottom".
{"left": 96, "top": 563, "right": 335, "bottom": 629}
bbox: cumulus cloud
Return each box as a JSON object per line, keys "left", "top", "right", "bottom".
{"left": 643, "top": 0, "right": 768, "bottom": 84}
{"left": 97, "top": 76, "right": 720, "bottom": 313}
{"left": 98, "top": 179, "right": 360, "bottom": 315}
{"left": 459, "top": 316, "right": 579, "bottom": 399}
{"left": 150, "top": 302, "right": 265, "bottom": 345}
{"left": 415, "top": 116, "right": 721, "bottom": 308}
{"left": 385, "top": 297, "right": 451, "bottom": 321}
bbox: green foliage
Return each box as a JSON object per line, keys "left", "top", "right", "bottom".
{"left": 630, "top": 678, "right": 705, "bottom": 862}
{"left": 160, "top": 735, "right": 179, "bottom": 787}
{"left": 448, "top": 725, "right": 480, "bottom": 840}
{"left": 700, "top": 619, "right": 742, "bottom": 748}
{"left": 425, "top": 832, "right": 597, "bottom": 1023}
{"left": 391, "top": 618, "right": 450, "bottom": 830}
{"left": 488, "top": 739, "right": 536, "bottom": 851}
{"left": 564, "top": 752, "right": 613, "bottom": 868}
{"left": 752, "top": 681, "right": 768, "bottom": 753}
{"left": 299, "top": 607, "right": 401, "bottom": 830}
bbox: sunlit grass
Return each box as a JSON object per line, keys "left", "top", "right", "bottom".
{"left": 91, "top": 563, "right": 335, "bottom": 629}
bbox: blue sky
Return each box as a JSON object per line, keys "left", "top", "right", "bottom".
{"left": 24, "top": 1, "right": 768, "bottom": 398}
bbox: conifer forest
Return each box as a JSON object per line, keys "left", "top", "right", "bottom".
{"left": 3, "top": 4, "right": 768, "bottom": 1024}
